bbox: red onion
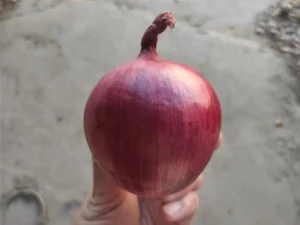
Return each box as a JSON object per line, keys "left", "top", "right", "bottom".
{"left": 84, "top": 12, "right": 221, "bottom": 198}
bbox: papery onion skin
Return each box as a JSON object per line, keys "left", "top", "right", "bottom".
{"left": 84, "top": 12, "right": 222, "bottom": 198}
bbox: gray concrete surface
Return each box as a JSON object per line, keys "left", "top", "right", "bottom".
{"left": 1, "top": 0, "right": 300, "bottom": 225}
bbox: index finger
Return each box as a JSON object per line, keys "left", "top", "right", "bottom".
{"left": 215, "top": 131, "right": 223, "bottom": 150}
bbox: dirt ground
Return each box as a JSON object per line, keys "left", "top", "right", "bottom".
{"left": 1, "top": 0, "right": 300, "bottom": 225}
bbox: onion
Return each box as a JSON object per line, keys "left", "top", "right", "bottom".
{"left": 84, "top": 12, "right": 221, "bottom": 198}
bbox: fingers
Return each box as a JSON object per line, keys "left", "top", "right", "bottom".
{"left": 162, "top": 191, "right": 199, "bottom": 223}
{"left": 163, "top": 174, "right": 203, "bottom": 203}
{"left": 161, "top": 175, "right": 202, "bottom": 224}
{"left": 144, "top": 174, "right": 202, "bottom": 225}
{"left": 73, "top": 161, "right": 128, "bottom": 223}
{"left": 160, "top": 131, "right": 223, "bottom": 223}
{"left": 92, "top": 160, "right": 123, "bottom": 197}
{"left": 215, "top": 131, "right": 223, "bottom": 150}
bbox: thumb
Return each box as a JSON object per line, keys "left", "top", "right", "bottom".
{"left": 77, "top": 160, "right": 125, "bottom": 221}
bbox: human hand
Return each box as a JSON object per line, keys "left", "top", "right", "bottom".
{"left": 74, "top": 132, "right": 222, "bottom": 225}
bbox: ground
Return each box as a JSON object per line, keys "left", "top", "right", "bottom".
{"left": 1, "top": 0, "right": 300, "bottom": 225}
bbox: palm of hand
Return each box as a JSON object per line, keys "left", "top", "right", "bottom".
{"left": 74, "top": 176, "right": 202, "bottom": 225}
{"left": 74, "top": 192, "right": 159, "bottom": 225}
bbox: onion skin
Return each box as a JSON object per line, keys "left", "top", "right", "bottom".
{"left": 84, "top": 12, "right": 222, "bottom": 198}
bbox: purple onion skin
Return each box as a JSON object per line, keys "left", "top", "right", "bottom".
{"left": 84, "top": 12, "right": 222, "bottom": 198}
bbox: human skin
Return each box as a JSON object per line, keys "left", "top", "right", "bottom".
{"left": 74, "top": 132, "right": 223, "bottom": 225}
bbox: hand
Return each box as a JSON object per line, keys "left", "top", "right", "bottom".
{"left": 74, "top": 132, "right": 222, "bottom": 225}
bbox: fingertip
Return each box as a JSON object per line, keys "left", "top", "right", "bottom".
{"left": 191, "top": 174, "right": 204, "bottom": 192}
{"left": 163, "top": 174, "right": 203, "bottom": 203}
{"left": 92, "top": 160, "right": 124, "bottom": 198}
{"left": 197, "top": 173, "right": 204, "bottom": 187}
{"left": 162, "top": 191, "right": 199, "bottom": 222}
{"left": 215, "top": 131, "right": 223, "bottom": 150}
{"left": 163, "top": 200, "right": 183, "bottom": 218}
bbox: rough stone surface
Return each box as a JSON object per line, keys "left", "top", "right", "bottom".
{"left": 1, "top": 0, "right": 300, "bottom": 225}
